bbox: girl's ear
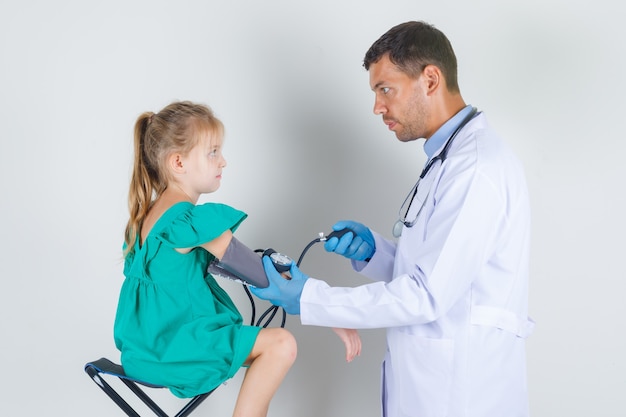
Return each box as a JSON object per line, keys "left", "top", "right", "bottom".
{"left": 168, "top": 153, "right": 186, "bottom": 174}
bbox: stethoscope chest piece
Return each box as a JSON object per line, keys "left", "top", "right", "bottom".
{"left": 392, "top": 219, "right": 404, "bottom": 238}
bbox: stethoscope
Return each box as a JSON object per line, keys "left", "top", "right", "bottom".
{"left": 392, "top": 107, "right": 480, "bottom": 238}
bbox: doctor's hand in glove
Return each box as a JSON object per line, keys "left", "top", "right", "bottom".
{"left": 324, "top": 220, "right": 375, "bottom": 261}
{"left": 250, "top": 256, "right": 309, "bottom": 315}
{"left": 251, "top": 256, "right": 362, "bottom": 361}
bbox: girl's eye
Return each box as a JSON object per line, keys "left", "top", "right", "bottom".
{"left": 209, "top": 149, "right": 218, "bottom": 158}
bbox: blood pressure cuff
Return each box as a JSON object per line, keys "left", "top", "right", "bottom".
{"left": 207, "top": 237, "right": 269, "bottom": 288}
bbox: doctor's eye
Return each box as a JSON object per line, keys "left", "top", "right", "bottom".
{"left": 382, "top": 87, "right": 390, "bottom": 94}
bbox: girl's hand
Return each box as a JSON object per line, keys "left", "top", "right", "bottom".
{"left": 332, "top": 328, "right": 362, "bottom": 362}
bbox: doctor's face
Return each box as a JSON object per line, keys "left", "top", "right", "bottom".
{"left": 369, "top": 55, "right": 431, "bottom": 142}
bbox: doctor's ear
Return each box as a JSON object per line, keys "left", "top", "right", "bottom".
{"left": 421, "top": 65, "right": 443, "bottom": 95}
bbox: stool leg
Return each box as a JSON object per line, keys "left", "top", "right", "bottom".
{"left": 86, "top": 360, "right": 215, "bottom": 417}
{"left": 175, "top": 391, "right": 214, "bottom": 417}
{"left": 86, "top": 366, "right": 142, "bottom": 417}
{"left": 120, "top": 378, "right": 169, "bottom": 417}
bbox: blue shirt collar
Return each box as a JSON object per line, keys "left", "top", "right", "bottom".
{"left": 423, "top": 105, "right": 473, "bottom": 160}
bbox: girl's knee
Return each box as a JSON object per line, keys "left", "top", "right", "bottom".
{"left": 273, "top": 328, "right": 297, "bottom": 363}
{"left": 254, "top": 328, "right": 297, "bottom": 364}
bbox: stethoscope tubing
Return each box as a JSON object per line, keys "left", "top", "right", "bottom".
{"left": 394, "top": 107, "right": 480, "bottom": 237}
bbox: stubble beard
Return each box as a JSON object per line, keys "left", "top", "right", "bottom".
{"left": 395, "top": 90, "right": 429, "bottom": 142}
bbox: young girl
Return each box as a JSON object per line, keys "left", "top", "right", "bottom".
{"left": 114, "top": 101, "right": 359, "bottom": 417}
{"left": 114, "top": 101, "right": 296, "bottom": 417}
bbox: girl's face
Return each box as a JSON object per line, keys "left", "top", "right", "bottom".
{"left": 182, "top": 133, "right": 227, "bottom": 196}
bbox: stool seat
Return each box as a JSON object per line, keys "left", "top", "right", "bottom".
{"left": 84, "top": 358, "right": 215, "bottom": 417}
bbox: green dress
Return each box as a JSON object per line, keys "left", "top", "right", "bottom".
{"left": 114, "top": 202, "right": 261, "bottom": 398}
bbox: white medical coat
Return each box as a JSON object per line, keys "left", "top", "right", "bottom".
{"left": 300, "top": 113, "right": 533, "bottom": 417}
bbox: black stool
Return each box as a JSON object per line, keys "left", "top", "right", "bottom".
{"left": 84, "top": 357, "right": 216, "bottom": 417}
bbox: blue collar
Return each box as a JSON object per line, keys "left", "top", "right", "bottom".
{"left": 424, "top": 105, "right": 474, "bottom": 160}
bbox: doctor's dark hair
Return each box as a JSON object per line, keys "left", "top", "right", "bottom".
{"left": 124, "top": 101, "right": 224, "bottom": 255}
{"left": 363, "top": 21, "right": 460, "bottom": 94}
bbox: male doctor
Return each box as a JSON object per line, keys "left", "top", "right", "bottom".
{"left": 252, "top": 21, "right": 533, "bottom": 417}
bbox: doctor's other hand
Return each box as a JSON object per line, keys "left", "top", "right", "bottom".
{"left": 332, "top": 328, "right": 362, "bottom": 362}
{"left": 250, "top": 256, "right": 309, "bottom": 315}
{"left": 324, "top": 220, "right": 375, "bottom": 261}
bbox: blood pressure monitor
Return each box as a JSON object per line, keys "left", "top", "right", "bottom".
{"left": 263, "top": 248, "right": 293, "bottom": 273}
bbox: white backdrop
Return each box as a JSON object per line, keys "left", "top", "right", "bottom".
{"left": 1, "top": 1, "right": 624, "bottom": 416}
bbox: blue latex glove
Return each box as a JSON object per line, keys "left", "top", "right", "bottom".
{"left": 250, "top": 256, "right": 309, "bottom": 315}
{"left": 324, "top": 220, "right": 375, "bottom": 261}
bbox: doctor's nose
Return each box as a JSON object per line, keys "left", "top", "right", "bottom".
{"left": 373, "top": 99, "right": 387, "bottom": 115}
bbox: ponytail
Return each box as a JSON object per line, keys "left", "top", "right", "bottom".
{"left": 124, "top": 112, "right": 162, "bottom": 255}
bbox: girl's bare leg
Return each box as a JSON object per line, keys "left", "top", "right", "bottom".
{"left": 232, "top": 328, "right": 297, "bottom": 417}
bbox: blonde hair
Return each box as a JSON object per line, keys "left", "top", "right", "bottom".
{"left": 124, "top": 101, "right": 224, "bottom": 255}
